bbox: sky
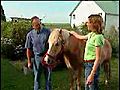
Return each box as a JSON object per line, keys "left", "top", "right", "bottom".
{"left": 1, "top": 1, "right": 79, "bottom": 23}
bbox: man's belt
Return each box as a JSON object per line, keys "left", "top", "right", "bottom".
{"left": 36, "top": 52, "right": 46, "bottom": 56}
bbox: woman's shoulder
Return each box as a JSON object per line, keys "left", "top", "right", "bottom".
{"left": 95, "top": 34, "right": 104, "bottom": 38}
{"left": 95, "top": 34, "right": 104, "bottom": 43}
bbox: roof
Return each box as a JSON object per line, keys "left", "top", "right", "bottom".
{"left": 95, "top": 1, "right": 119, "bottom": 15}
{"left": 69, "top": 1, "right": 119, "bottom": 16}
{"left": 10, "top": 17, "right": 31, "bottom": 20}
{"left": 69, "top": 1, "right": 81, "bottom": 16}
{"left": 10, "top": 17, "right": 42, "bottom": 21}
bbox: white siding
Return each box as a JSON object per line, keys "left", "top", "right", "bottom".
{"left": 71, "top": 1, "right": 105, "bottom": 28}
{"left": 105, "top": 15, "right": 119, "bottom": 31}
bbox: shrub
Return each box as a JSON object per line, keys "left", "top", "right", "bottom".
{"left": 1, "top": 38, "right": 14, "bottom": 59}
{"left": 11, "top": 21, "right": 31, "bottom": 46}
{"left": 72, "top": 22, "right": 90, "bottom": 35}
{"left": 77, "top": 22, "right": 89, "bottom": 35}
{"left": 1, "top": 21, "right": 12, "bottom": 38}
{"left": 104, "top": 25, "right": 119, "bottom": 57}
{"left": 1, "top": 21, "right": 31, "bottom": 60}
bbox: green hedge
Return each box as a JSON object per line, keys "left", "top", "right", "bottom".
{"left": 104, "top": 25, "right": 119, "bottom": 57}
{"left": 1, "top": 21, "right": 31, "bottom": 59}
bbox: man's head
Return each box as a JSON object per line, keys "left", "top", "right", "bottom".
{"left": 31, "top": 16, "right": 41, "bottom": 30}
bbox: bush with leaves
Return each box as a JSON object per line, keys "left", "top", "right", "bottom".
{"left": 1, "top": 21, "right": 31, "bottom": 60}
{"left": 11, "top": 21, "right": 31, "bottom": 46}
{"left": 1, "top": 37, "right": 14, "bottom": 59}
{"left": 72, "top": 22, "right": 90, "bottom": 35}
{"left": 1, "top": 21, "right": 12, "bottom": 38}
{"left": 77, "top": 22, "right": 90, "bottom": 35}
{"left": 104, "top": 25, "right": 119, "bottom": 57}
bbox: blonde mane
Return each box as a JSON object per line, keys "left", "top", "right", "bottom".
{"left": 50, "top": 28, "right": 70, "bottom": 41}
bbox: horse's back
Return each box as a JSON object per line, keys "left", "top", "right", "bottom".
{"left": 101, "top": 39, "right": 112, "bottom": 63}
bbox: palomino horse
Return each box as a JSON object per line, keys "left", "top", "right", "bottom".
{"left": 43, "top": 28, "right": 112, "bottom": 90}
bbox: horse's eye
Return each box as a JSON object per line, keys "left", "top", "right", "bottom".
{"left": 55, "top": 42, "right": 59, "bottom": 46}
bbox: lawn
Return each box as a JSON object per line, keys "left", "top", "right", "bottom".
{"left": 1, "top": 57, "right": 119, "bottom": 90}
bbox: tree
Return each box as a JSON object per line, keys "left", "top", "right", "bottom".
{"left": 1, "top": 5, "right": 6, "bottom": 22}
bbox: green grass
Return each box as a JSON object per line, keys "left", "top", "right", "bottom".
{"left": 1, "top": 57, "right": 119, "bottom": 90}
{"left": 1, "top": 59, "right": 34, "bottom": 90}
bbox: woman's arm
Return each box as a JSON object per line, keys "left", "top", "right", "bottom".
{"left": 70, "top": 31, "right": 88, "bottom": 40}
{"left": 86, "top": 46, "right": 102, "bottom": 85}
{"left": 91, "top": 46, "right": 101, "bottom": 75}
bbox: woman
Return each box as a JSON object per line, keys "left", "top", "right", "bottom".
{"left": 70, "top": 14, "right": 104, "bottom": 90}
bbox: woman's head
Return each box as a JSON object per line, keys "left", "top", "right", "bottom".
{"left": 86, "top": 14, "right": 104, "bottom": 34}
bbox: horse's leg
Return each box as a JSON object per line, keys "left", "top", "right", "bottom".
{"left": 103, "top": 60, "right": 111, "bottom": 89}
{"left": 64, "top": 56, "right": 74, "bottom": 90}
{"left": 69, "top": 70, "right": 74, "bottom": 90}
{"left": 76, "top": 67, "right": 82, "bottom": 90}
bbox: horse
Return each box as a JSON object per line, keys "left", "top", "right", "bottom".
{"left": 43, "top": 28, "right": 112, "bottom": 90}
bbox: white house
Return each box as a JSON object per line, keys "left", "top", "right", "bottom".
{"left": 69, "top": 1, "right": 119, "bottom": 31}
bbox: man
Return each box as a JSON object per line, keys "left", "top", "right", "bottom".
{"left": 25, "top": 16, "right": 51, "bottom": 90}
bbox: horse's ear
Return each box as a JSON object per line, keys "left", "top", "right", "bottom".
{"left": 59, "top": 28, "right": 62, "bottom": 34}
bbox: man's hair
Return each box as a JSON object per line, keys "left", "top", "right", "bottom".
{"left": 88, "top": 14, "right": 104, "bottom": 34}
{"left": 31, "top": 16, "right": 40, "bottom": 22}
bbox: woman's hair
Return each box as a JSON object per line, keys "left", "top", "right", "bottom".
{"left": 88, "top": 14, "right": 104, "bottom": 34}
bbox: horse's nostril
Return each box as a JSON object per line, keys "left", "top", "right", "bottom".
{"left": 47, "top": 59, "right": 51, "bottom": 64}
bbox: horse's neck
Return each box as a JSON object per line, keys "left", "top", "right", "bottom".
{"left": 61, "top": 29, "right": 86, "bottom": 53}
{"left": 64, "top": 34, "right": 85, "bottom": 54}
{"left": 61, "top": 29, "right": 70, "bottom": 41}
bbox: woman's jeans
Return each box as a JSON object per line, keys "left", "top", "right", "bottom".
{"left": 33, "top": 54, "right": 52, "bottom": 90}
{"left": 84, "top": 62, "right": 100, "bottom": 90}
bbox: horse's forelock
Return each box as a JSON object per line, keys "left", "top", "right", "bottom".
{"left": 49, "top": 28, "right": 69, "bottom": 41}
{"left": 48, "top": 29, "right": 59, "bottom": 43}
{"left": 60, "top": 29, "right": 70, "bottom": 41}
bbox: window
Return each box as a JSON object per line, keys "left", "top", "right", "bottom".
{"left": 98, "top": 13, "right": 102, "bottom": 16}
{"left": 73, "top": 14, "right": 75, "bottom": 19}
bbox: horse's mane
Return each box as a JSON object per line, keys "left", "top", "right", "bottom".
{"left": 51, "top": 28, "right": 70, "bottom": 41}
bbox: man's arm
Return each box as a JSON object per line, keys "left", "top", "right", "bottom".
{"left": 26, "top": 48, "right": 32, "bottom": 68}
{"left": 25, "top": 32, "right": 33, "bottom": 68}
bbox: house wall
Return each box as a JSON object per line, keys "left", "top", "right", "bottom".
{"left": 70, "top": 1, "right": 105, "bottom": 28}
{"left": 105, "top": 14, "right": 119, "bottom": 31}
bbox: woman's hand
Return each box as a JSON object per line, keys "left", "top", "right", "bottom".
{"left": 86, "top": 73, "right": 94, "bottom": 86}
{"left": 70, "top": 31, "right": 88, "bottom": 40}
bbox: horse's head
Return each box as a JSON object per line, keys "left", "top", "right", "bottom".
{"left": 44, "top": 28, "right": 70, "bottom": 65}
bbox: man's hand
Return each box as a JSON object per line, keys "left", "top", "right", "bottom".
{"left": 26, "top": 48, "right": 32, "bottom": 69}
{"left": 28, "top": 60, "right": 32, "bottom": 69}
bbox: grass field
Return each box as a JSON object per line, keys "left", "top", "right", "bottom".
{"left": 1, "top": 57, "right": 119, "bottom": 90}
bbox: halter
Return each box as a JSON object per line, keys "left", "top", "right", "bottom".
{"left": 42, "top": 29, "right": 64, "bottom": 69}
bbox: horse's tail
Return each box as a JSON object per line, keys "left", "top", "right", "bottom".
{"left": 103, "top": 60, "right": 111, "bottom": 81}
{"left": 103, "top": 39, "right": 112, "bottom": 88}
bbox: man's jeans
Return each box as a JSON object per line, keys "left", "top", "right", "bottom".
{"left": 33, "top": 54, "right": 52, "bottom": 90}
{"left": 84, "top": 62, "right": 100, "bottom": 90}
